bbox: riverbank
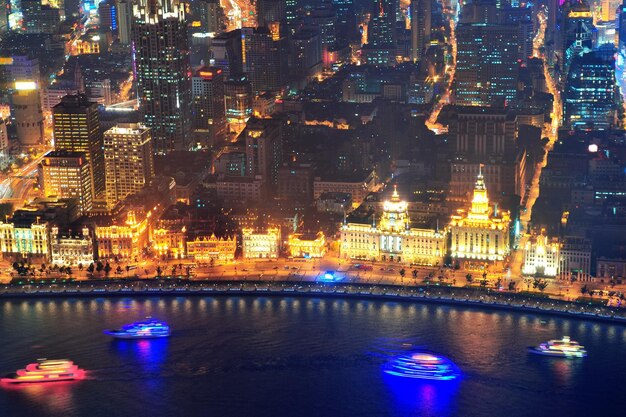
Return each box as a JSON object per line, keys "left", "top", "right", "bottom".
{"left": 1, "top": 279, "right": 625, "bottom": 325}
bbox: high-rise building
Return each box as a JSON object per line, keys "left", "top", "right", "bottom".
{"left": 242, "top": 27, "right": 287, "bottom": 93}
{"left": 619, "top": 3, "right": 626, "bottom": 50}
{"left": 290, "top": 29, "right": 322, "bottom": 81}
{"left": 310, "top": 3, "right": 337, "bottom": 61}
{"left": 210, "top": 29, "right": 244, "bottom": 79}
{"left": 410, "top": 0, "right": 431, "bottom": 62}
{"left": 12, "top": 81, "right": 44, "bottom": 146}
{"left": 192, "top": 66, "right": 227, "bottom": 147}
{"left": 224, "top": 77, "right": 252, "bottom": 135}
{"left": 333, "top": 0, "right": 356, "bottom": 44}
{"left": 117, "top": 0, "right": 132, "bottom": 44}
{"left": 132, "top": 0, "right": 192, "bottom": 154}
{"left": 53, "top": 93, "right": 105, "bottom": 199}
{"left": 256, "top": 0, "right": 285, "bottom": 26}
{"left": 564, "top": 51, "right": 616, "bottom": 130}
{"left": 455, "top": 22, "right": 519, "bottom": 106}
{"left": 449, "top": 169, "right": 511, "bottom": 267}
{"left": 103, "top": 123, "right": 154, "bottom": 209}
{"left": 244, "top": 118, "right": 283, "bottom": 193}
{"left": 189, "top": 0, "right": 224, "bottom": 34}
{"left": 98, "top": 0, "right": 117, "bottom": 32}
{"left": 21, "top": 0, "right": 60, "bottom": 34}
{"left": 40, "top": 150, "right": 94, "bottom": 213}
{"left": 561, "top": 0, "right": 594, "bottom": 67}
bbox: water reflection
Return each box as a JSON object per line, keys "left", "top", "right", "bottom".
{"left": 3, "top": 379, "right": 77, "bottom": 415}
{"left": 383, "top": 373, "right": 460, "bottom": 416}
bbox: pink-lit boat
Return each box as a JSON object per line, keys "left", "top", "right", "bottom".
{"left": 1, "top": 359, "right": 85, "bottom": 384}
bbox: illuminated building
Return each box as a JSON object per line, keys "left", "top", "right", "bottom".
{"left": 53, "top": 94, "right": 105, "bottom": 199}
{"left": 132, "top": 0, "right": 191, "bottom": 154}
{"left": 216, "top": 175, "right": 263, "bottom": 202}
{"left": 242, "top": 26, "right": 287, "bottom": 94}
{"left": 522, "top": 232, "right": 560, "bottom": 277}
{"left": 0, "top": 119, "right": 8, "bottom": 169}
{"left": 192, "top": 67, "right": 227, "bottom": 147}
{"left": 242, "top": 228, "right": 280, "bottom": 259}
{"left": 104, "top": 123, "right": 154, "bottom": 210}
{"left": 39, "top": 151, "right": 94, "bottom": 214}
{"left": 561, "top": 1, "right": 593, "bottom": 67}
{"left": 12, "top": 81, "right": 43, "bottom": 146}
{"left": 98, "top": 0, "right": 117, "bottom": 32}
{"left": 95, "top": 211, "right": 149, "bottom": 260}
{"left": 224, "top": 77, "right": 252, "bottom": 135}
{"left": 21, "top": 0, "right": 60, "bottom": 34}
{"left": 449, "top": 170, "right": 511, "bottom": 266}
{"left": 410, "top": 0, "right": 430, "bottom": 62}
{"left": 75, "top": 32, "right": 103, "bottom": 55}
{"left": 189, "top": 0, "right": 224, "bottom": 34}
{"left": 117, "top": 0, "right": 132, "bottom": 44}
{"left": 288, "top": 232, "right": 326, "bottom": 258}
{"left": 558, "top": 236, "right": 592, "bottom": 282}
{"left": 210, "top": 30, "right": 243, "bottom": 79}
{"left": 186, "top": 234, "right": 237, "bottom": 263}
{"left": 49, "top": 226, "right": 94, "bottom": 266}
{"left": 0, "top": 217, "right": 48, "bottom": 261}
{"left": 310, "top": 4, "right": 337, "bottom": 66}
{"left": 564, "top": 51, "right": 615, "bottom": 130}
{"left": 257, "top": 0, "right": 285, "bottom": 26}
{"left": 153, "top": 226, "right": 186, "bottom": 259}
{"left": 455, "top": 22, "right": 518, "bottom": 106}
{"left": 290, "top": 29, "right": 322, "bottom": 81}
{"left": 340, "top": 188, "right": 446, "bottom": 265}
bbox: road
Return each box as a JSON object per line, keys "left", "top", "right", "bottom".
{"left": 0, "top": 151, "right": 49, "bottom": 207}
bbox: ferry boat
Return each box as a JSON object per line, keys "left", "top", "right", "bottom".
{"left": 1, "top": 359, "right": 85, "bottom": 384}
{"left": 384, "top": 352, "right": 460, "bottom": 381}
{"left": 103, "top": 318, "right": 171, "bottom": 339}
{"left": 528, "top": 336, "right": 587, "bottom": 358}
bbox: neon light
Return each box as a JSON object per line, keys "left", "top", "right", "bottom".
{"left": 103, "top": 318, "right": 171, "bottom": 339}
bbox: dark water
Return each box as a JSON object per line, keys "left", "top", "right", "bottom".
{"left": 1, "top": 296, "right": 625, "bottom": 417}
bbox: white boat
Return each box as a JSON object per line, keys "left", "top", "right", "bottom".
{"left": 528, "top": 336, "right": 587, "bottom": 358}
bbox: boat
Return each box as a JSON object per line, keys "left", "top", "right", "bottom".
{"left": 384, "top": 352, "right": 460, "bottom": 381}
{"left": 1, "top": 359, "right": 85, "bottom": 384}
{"left": 527, "top": 336, "right": 587, "bottom": 358}
{"left": 103, "top": 318, "right": 171, "bottom": 339}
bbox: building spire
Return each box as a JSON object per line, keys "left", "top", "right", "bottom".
{"left": 391, "top": 184, "right": 400, "bottom": 202}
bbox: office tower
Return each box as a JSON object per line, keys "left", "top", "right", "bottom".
{"left": 224, "top": 77, "right": 252, "bottom": 134}
{"left": 132, "top": 0, "right": 192, "bottom": 154}
{"left": 310, "top": 3, "right": 337, "bottom": 60}
{"left": 210, "top": 29, "right": 243, "bottom": 79}
{"left": 244, "top": 118, "right": 283, "bottom": 193}
{"left": 12, "top": 81, "right": 44, "bottom": 146}
{"left": 117, "top": 0, "right": 132, "bottom": 44}
{"left": 363, "top": 0, "right": 398, "bottom": 65}
{"left": 561, "top": 0, "right": 593, "bottom": 67}
{"left": 189, "top": 0, "right": 224, "bottom": 34}
{"left": 455, "top": 22, "right": 519, "bottom": 106}
{"left": 192, "top": 66, "right": 227, "bottom": 147}
{"left": 103, "top": 124, "right": 154, "bottom": 209}
{"left": 618, "top": 2, "right": 626, "bottom": 50}
{"left": 286, "top": 0, "right": 298, "bottom": 21}
{"left": 242, "top": 27, "right": 287, "bottom": 93}
{"left": 564, "top": 51, "right": 615, "bottom": 130}
{"left": 0, "top": 119, "right": 9, "bottom": 170}
{"left": 256, "top": 0, "right": 286, "bottom": 26}
{"left": 40, "top": 151, "right": 94, "bottom": 213}
{"left": 333, "top": 0, "right": 356, "bottom": 44}
{"left": 53, "top": 94, "right": 105, "bottom": 199}
{"left": 98, "top": 0, "right": 117, "bottom": 32}
{"left": 21, "top": 0, "right": 61, "bottom": 34}
{"left": 8, "top": 55, "right": 41, "bottom": 85}
{"left": 410, "top": 0, "right": 431, "bottom": 62}
{"left": 290, "top": 29, "right": 322, "bottom": 81}
{"left": 501, "top": 5, "right": 534, "bottom": 64}
{"left": 0, "top": 1, "right": 8, "bottom": 33}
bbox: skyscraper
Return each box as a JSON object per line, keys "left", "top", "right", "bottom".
{"left": 410, "top": 0, "right": 431, "bottom": 62}
{"left": 455, "top": 23, "right": 519, "bottom": 106}
{"left": 12, "top": 81, "right": 44, "bottom": 146}
{"left": 103, "top": 124, "right": 155, "bottom": 209}
{"left": 564, "top": 51, "right": 616, "bottom": 130}
{"left": 561, "top": 0, "right": 594, "bottom": 68}
{"left": 192, "top": 66, "right": 227, "bottom": 147}
{"left": 132, "top": 0, "right": 192, "bottom": 154}
{"left": 117, "top": 0, "right": 132, "bottom": 44}
{"left": 244, "top": 118, "right": 283, "bottom": 193}
{"left": 53, "top": 94, "right": 105, "bottom": 199}
{"left": 242, "top": 27, "right": 287, "bottom": 94}
{"left": 40, "top": 150, "right": 94, "bottom": 213}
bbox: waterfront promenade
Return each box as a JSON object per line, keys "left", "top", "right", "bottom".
{"left": 1, "top": 278, "right": 625, "bottom": 325}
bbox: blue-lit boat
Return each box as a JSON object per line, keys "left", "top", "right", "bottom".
{"left": 103, "top": 318, "right": 171, "bottom": 339}
{"left": 384, "top": 352, "right": 460, "bottom": 381}
{"left": 527, "top": 336, "right": 587, "bottom": 358}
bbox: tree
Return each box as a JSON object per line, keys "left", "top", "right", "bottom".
{"left": 87, "top": 263, "right": 95, "bottom": 274}
{"left": 126, "top": 265, "right": 131, "bottom": 277}
{"left": 412, "top": 269, "right": 418, "bottom": 279}
{"left": 104, "top": 263, "right": 112, "bottom": 276}
{"left": 96, "top": 261, "right": 104, "bottom": 273}
{"left": 581, "top": 285, "right": 588, "bottom": 295}
{"left": 495, "top": 277, "right": 502, "bottom": 289}
{"left": 78, "top": 263, "right": 83, "bottom": 271}
{"left": 508, "top": 281, "right": 516, "bottom": 291}
{"left": 399, "top": 268, "right": 406, "bottom": 278}
{"left": 465, "top": 273, "right": 473, "bottom": 284}
{"left": 533, "top": 278, "right": 548, "bottom": 293}
{"left": 480, "top": 279, "right": 488, "bottom": 289}
{"left": 116, "top": 265, "right": 123, "bottom": 275}
{"left": 66, "top": 267, "right": 72, "bottom": 277}
{"left": 156, "top": 266, "right": 163, "bottom": 277}
{"left": 209, "top": 258, "right": 215, "bottom": 267}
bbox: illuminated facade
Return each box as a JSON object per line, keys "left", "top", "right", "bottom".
{"left": 40, "top": 151, "right": 94, "bottom": 214}
{"left": 340, "top": 188, "right": 446, "bottom": 265}
{"left": 449, "top": 170, "right": 511, "bottom": 265}
{"left": 50, "top": 226, "right": 95, "bottom": 266}
{"left": 522, "top": 232, "right": 560, "bottom": 277}
{"left": 242, "top": 228, "right": 280, "bottom": 259}
{"left": 104, "top": 124, "right": 154, "bottom": 210}
{"left": 95, "top": 211, "right": 149, "bottom": 260}
{"left": 288, "top": 232, "right": 326, "bottom": 258}
{"left": 0, "top": 219, "right": 48, "bottom": 260}
{"left": 12, "top": 81, "right": 44, "bottom": 146}
{"left": 186, "top": 235, "right": 237, "bottom": 263}
{"left": 153, "top": 226, "right": 186, "bottom": 259}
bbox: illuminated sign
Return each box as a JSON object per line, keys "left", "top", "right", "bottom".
{"left": 191, "top": 21, "right": 202, "bottom": 27}
{"left": 14, "top": 81, "right": 37, "bottom": 91}
{"left": 568, "top": 11, "right": 591, "bottom": 18}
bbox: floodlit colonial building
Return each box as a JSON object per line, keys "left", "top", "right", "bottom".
{"left": 242, "top": 228, "right": 280, "bottom": 259}
{"left": 95, "top": 211, "right": 149, "bottom": 260}
{"left": 0, "top": 217, "right": 48, "bottom": 261}
{"left": 186, "top": 235, "right": 237, "bottom": 263}
{"left": 49, "top": 226, "right": 95, "bottom": 266}
{"left": 288, "top": 232, "right": 326, "bottom": 258}
{"left": 522, "top": 232, "right": 560, "bottom": 277}
{"left": 449, "top": 170, "right": 511, "bottom": 267}
{"left": 152, "top": 226, "right": 186, "bottom": 259}
{"left": 340, "top": 187, "right": 446, "bottom": 265}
